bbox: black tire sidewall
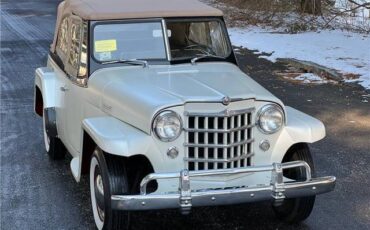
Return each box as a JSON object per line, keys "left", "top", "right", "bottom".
{"left": 91, "top": 148, "right": 131, "bottom": 230}
{"left": 272, "top": 144, "right": 316, "bottom": 223}
{"left": 91, "top": 149, "right": 114, "bottom": 229}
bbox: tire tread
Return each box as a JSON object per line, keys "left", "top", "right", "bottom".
{"left": 103, "top": 153, "right": 130, "bottom": 230}
{"left": 272, "top": 144, "right": 316, "bottom": 223}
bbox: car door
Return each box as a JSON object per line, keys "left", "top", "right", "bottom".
{"left": 52, "top": 16, "right": 71, "bottom": 145}
{"left": 63, "top": 16, "right": 88, "bottom": 156}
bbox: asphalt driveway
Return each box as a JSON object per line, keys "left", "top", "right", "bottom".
{"left": 1, "top": 0, "right": 370, "bottom": 229}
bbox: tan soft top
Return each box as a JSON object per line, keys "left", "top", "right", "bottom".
{"left": 51, "top": 0, "right": 223, "bottom": 52}
{"left": 64, "top": 0, "right": 223, "bottom": 20}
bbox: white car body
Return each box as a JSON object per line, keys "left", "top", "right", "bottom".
{"left": 35, "top": 56, "right": 326, "bottom": 191}
{"left": 34, "top": 0, "right": 335, "bottom": 228}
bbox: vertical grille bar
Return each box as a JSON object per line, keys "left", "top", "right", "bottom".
{"left": 204, "top": 117, "right": 208, "bottom": 170}
{"left": 194, "top": 117, "right": 199, "bottom": 171}
{"left": 214, "top": 118, "right": 219, "bottom": 169}
{"left": 237, "top": 114, "right": 242, "bottom": 168}
{"left": 230, "top": 116, "right": 235, "bottom": 169}
{"left": 222, "top": 117, "right": 227, "bottom": 169}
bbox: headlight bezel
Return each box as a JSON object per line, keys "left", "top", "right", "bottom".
{"left": 256, "top": 104, "right": 285, "bottom": 134}
{"left": 152, "top": 110, "right": 183, "bottom": 142}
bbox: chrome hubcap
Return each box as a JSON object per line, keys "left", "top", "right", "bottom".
{"left": 94, "top": 173, "right": 105, "bottom": 221}
{"left": 96, "top": 175, "right": 104, "bottom": 195}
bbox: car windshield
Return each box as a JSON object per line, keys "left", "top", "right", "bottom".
{"left": 92, "top": 19, "right": 231, "bottom": 63}
{"left": 166, "top": 20, "right": 231, "bottom": 60}
{"left": 93, "top": 21, "right": 167, "bottom": 62}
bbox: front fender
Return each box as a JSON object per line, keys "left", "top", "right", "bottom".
{"left": 271, "top": 106, "right": 325, "bottom": 163}
{"left": 82, "top": 116, "right": 153, "bottom": 157}
{"left": 285, "top": 106, "right": 326, "bottom": 143}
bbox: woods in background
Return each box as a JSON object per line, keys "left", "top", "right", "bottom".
{"left": 212, "top": 0, "right": 370, "bottom": 32}
{"left": 301, "top": 0, "right": 322, "bottom": 15}
{"left": 222, "top": 0, "right": 369, "bottom": 16}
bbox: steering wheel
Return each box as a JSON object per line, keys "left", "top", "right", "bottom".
{"left": 183, "top": 44, "right": 216, "bottom": 55}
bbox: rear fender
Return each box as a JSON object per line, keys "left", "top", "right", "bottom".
{"left": 34, "top": 67, "right": 59, "bottom": 110}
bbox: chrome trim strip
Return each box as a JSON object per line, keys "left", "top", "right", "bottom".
{"left": 184, "top": 108, "right": 255, "bottom": 118}
{"left": 184, "top": 138, "right": 254, "bottom": 148}
{"left": 162, "top": 19, "right": 171, "bottom": 61}
{"left": 184, "top": 153, "right": 255, "bottom": 163}
{"left": 184, "top": 124, "right": 254, "bottom": 133}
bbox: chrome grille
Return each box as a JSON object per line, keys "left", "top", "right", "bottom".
{"left": 184, "top": 108, "right": 254, "bottom": 171}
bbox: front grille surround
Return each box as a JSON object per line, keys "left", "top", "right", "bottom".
{"left": 184, "top": 108, "right": 255, "bottom": 171}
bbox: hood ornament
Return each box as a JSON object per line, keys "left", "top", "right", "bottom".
{"left": 222, "top": 96, "right": 231, "bottom": 106}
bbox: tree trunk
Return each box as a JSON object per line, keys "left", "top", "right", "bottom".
{"left": 300, "top": 0, "right": 322, "bottom": 15}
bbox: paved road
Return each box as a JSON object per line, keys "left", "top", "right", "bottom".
{"left": 1, "top": 0, "right": 370, "bottom": 229}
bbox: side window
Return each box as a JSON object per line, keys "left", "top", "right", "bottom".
{"left": 65, "top": 17, "right": 88, "bottom": 86}
{"left": 78, "top": 22, "right": 88, "bottom": 79}
{"left": 56, "top": 17, "right": 69, "bottom": 63}
{"left": 67, "top": 19, "right": 81, "bottom": 76}
{"left": 55, "top": 15, "right": 88, "bottom": 86}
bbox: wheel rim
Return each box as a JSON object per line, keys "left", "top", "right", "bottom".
{"left": 90, "top": 157, "right": 105, "bottom": 230}
{"left": 42, "top": 115, "right": 50, "bottom": 152}
{"left": 95, "top": 173, "right": 105, "bottom": 221}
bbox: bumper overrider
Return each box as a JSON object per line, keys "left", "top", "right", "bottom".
{"left": 111, "top": 161, "right": 336, "bottom": 214}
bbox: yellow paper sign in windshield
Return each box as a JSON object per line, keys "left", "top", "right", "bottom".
{"left": 95, "top": 40, "right": 117, "bottom": 52}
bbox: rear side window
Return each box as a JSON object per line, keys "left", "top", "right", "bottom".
{"left": 55, "top": 15, "right": 88, "bottom": 86}
{"left": 56, "top": 17, "right": 69, "bottom": 62}
{"left": 67, "top": 19, "right": 81, "bottom": 76}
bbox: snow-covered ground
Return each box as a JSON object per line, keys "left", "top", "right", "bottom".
{"left": 229, "top": 28, "right": 370, "bottom": 89}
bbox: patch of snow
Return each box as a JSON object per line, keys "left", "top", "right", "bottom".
{"left": 229, "top": 27, "right": 370, "bottom": 89}
{"left": 294, "top": 73, "right": 329, "bottom": 84}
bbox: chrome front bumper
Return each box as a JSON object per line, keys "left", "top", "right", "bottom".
{"left": 111, "top": 161, "right": 336, "bottom": 214}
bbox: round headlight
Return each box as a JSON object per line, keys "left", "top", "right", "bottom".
{"left": 257, "top": 104, "right": 284, "bottom": 134}
{"left": 153, "top": 111, "right": 182, "bottom": 142}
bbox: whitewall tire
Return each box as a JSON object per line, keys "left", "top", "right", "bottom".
{"left": 89, "top": 148, "right": 130, "bottom": 230}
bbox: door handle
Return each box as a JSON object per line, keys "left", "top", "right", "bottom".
{"left": 60, "top": 86, "right": 69, "bottom": 92}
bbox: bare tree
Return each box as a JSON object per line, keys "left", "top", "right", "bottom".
{"left": 300, "top": 0, "right": 322, "bottom": 15}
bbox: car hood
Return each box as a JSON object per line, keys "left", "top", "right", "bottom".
{"left": 88, "top": 62, "right": 283, "bottom": 133}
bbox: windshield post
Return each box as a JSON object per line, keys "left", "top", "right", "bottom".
{"left": 161, "top": 19, "right": 172, "bottom": 61}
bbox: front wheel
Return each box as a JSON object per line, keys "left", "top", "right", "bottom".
{"left": 272, "top": 144, "right": 316, "bottom": 223}
{"left": 90, "top": 148, "right": 130, "bottom": 230}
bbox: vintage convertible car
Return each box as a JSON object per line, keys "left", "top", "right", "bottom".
{"left": 34, "top": 0, "right": 336, "bottom": 229}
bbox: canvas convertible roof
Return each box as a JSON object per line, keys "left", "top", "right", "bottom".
{"left": 51, "top": 0, "right": 223, "bottom": 52}
{"left": 62, "top": 0, "right": 223, "bottom": 20}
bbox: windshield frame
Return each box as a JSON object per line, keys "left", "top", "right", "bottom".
{"left": 88, "top": 17, "right": 237, "bottom": 74}
{"left": 165, "top": 17, "right": 233, "bottom": 63}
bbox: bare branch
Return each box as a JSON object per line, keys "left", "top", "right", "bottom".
{"left": 347, "top": 0, "right": 370, "bottom": 10}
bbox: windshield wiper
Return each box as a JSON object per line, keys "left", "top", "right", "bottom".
{"left": 101, "top": 59, "right": 148, "bottom": 68}
{"left": 191, "top": 54, "right": 226, "bottom": 65}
